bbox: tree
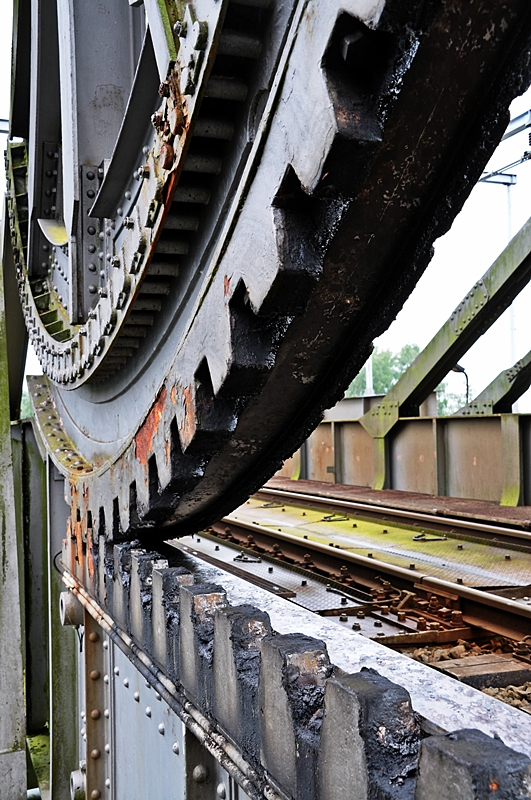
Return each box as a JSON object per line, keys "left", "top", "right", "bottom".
{"left": 345, "top": 344, "right": 467, "bottom": 416}
{"left": 20, "top": 390, "right": 34, "bottom": 419}
{"left": 345, "top": 344, "right": 420, "bottom": 397}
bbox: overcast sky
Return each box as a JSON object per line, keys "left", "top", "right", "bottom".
{"left": 2, "top": 9, "right": 531, "bottom": 409}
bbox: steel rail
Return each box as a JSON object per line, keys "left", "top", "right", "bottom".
{"left": 62, "top": 569, "right": 286, "bottom": 800}
{"left": 257, "top": 486, "right": 531, "bottom": 543}
{"left": 214, "top": 515, "right": 531, "bottom": 641}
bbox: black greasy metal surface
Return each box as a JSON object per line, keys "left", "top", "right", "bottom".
{"left": 19, "top": 0, "right": 531, "bottom": 545}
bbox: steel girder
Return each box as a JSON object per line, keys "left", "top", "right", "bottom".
{"left": 7, "top": 0, "right": 531, "bottom": 544}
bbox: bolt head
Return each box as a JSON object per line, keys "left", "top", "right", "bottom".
{"left": 192, "top": 765, "right": 208, "bottom": 783}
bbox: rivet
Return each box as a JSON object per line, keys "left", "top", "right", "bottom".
{"left": 88, "top": 263, "right": 97, "bottom": 272}
{"left": 158, "top": 723, "right": 165, "bottom": 735}
{"left": 90, "top": 791, "right": 101, "bottom": 799}
{"left": 88, "top": 285, "right": 97, "bottom": 294}
{"left": 87, "top": 225, "right": 96, "bottom": 235}
{"left": 90, "top": 749, "right": 101, "bottom": 760}
{"left": 117, "top": 207, "right": 123, "bottom": 216}
{"left": 103, "top": 674, "right": 109, "bottom": 684}
{"left": 105, "top": 779, "right": 111, "bottom": 788}
{"left": 104, "top": 709, "right": 110, "bottom": 718}
{"left": 172, "top": 742, "right": 180, "bottom": 755}
{"left": 86, "top": 171, "right": 95, "bottom": 180}
{"left": 217, "top": 784, "right": 227, "bottom": 799}
{"left": 155, "top": 692, "right": 161, "bottom": 701}
{"left": 86, "top": 189, "right": 95, "bottom": 199}
{"left": 145, "top": 707, "right": 151, "bottom": 717}
{"left": 124, "top": 191, "right": 132, "bottom": 200}
{"left": 123, "top": 678, "right": 129, "bottom": 688}
{"left": 114, "top": 666, "right": 119, "bottom": 676}
{"left": 89, "top": 670, "right": 100, "bottom": 681}
{"left": 192, "top": 765, "right": 208, "bottom": 783}
{"left": 103, "top": 641, "right": 108, "bottom": 650}
{"left": 134, "top": 692, "right": 140, "bottom": 702}
{"left": 90, "top": 709, "right": 101, "bottom": 720}
{"left": 105, "top": 744, "right": 110, "bottom": 754}
{"left": 88, "top": 631, "right": 99, "bottom": 642}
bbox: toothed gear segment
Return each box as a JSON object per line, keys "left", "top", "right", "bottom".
{"left": 14, "top": 0, "right": 531, "bottom": 540}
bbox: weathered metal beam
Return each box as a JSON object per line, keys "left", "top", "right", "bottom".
{"left": 458, "top": 350, "right": 531, "bottom": 415}
{"left": 22, "top": 422, "right": 49, "bottom": 732}
{"left": 2, "top": 201, "right": 28, "bottom": 420}
{"left": 0, "top": 244, "right": 26, "bottom": 798}
{"left": 361, "top": 216, "right": 531, "bottom": 441}
{"left": 47, "top": 460, "right": 78, "bottom": 800}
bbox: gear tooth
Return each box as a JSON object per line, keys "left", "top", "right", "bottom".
{"left": 168, "top": 417, "right": 206, "bottom": 495}
{"left": 217, "top": 280, "right": 279, "bottom": 398}
{"left": 112, "top": 497, "right": 123, "bottom": 540}
{"left": 181, "top": 359, "right": 237, "bottom": 457}
{"left": 128, "top": 482, "right": 143, "bottom": 529}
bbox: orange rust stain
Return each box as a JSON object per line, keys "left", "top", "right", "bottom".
{"left": 180, "top": 384, "right": 196, "bottom": 450}
{"left": 135, "top": 386, "right": 167, "bottom": 466}
{"left": 87, "top": 529, "right": 95, "bottom": 579}
{"left": 171, "top": 385, "right": 176, "bottom": 403}
{"left": 166, "top": 439, "right": 171, "bottom": 463}
{"left": 224, "top": 274, "right": 231, "bottom": 296}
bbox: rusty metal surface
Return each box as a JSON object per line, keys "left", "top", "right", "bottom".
{"left": 335, "top": 422, "right": 374, "bottom": 488}
{"left": 10, "top": 0, "right": 531, "bottom": 544}
{"left": 444, "top": 418, "right": 504, "bottom": 502}
{"left": 390, "top": 420, "right": 436, "bottom": 496}
{"left": 267, "top": 477, "right": 531, "bottom": 529}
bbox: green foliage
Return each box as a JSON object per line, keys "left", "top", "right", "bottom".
{"left": 346, "top": 345, "right": 467, "bottom": 416}
{"left": 345, "top": 344, "right": 420, "bottom": 397}
{"left": 436, "top": 382, "right": 467, "bottom": 416}
{"left": 20, "top": 390, "right": 34, "bottom": 419}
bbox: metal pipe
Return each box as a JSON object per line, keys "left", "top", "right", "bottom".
{"left": 183, "top": 154, "right": 223, "bottom": 174}
{"left": 194, "top": 118, "right": 234, "bottom": 141}
{"left": 62, "top": 572, "right": 286, "bottom": 800}
{"left": 205, "top": 78, "right": 247, "bottom": 102}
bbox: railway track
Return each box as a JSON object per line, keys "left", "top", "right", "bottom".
{"left": 164, "top": 485, "right": 531, "bottom": 696}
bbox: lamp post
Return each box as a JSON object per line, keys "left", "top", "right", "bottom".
{"left": 452, "top": 363, "right": 469, "bottom": 405}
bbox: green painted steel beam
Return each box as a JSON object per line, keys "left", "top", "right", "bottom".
{"left": 0, "top": 227, "right": 27, "bottom": 797}
{"left": 2, "top": 198, "right": 28, "bottom": 421}
{"left": 361, "top": 216, "right": 531, "bottom": 439}
{"left": 457, "top": 350, "right": 531, "bottom": 416}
